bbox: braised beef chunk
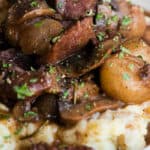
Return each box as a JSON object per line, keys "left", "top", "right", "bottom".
{"left": 30, "top": 143, "right": 93, "bottom": 150}
{"left": 56, "top": 0, "right": 97, "bottom": 19}
{"left": 40, "top": 17, "right": 95, "bottom": 64}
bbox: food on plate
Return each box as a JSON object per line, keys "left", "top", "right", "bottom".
{"left": 0, "top": 0, "right": 150, "bottom": 150}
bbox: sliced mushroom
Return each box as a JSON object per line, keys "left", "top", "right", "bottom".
{"left": 59, "top": 98, "right": 122, "bottom": 124}
{"left": 5, "top": 0, "right": 63, "bottom": 55}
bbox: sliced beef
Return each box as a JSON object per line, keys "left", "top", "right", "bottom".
{"left": 40, "top": 17, "right": 95, "bottom": 64}
{"left": 0, "top": 49, "right": 33, "bottom": 69}
{"left": 56, "top": 0, "right": 97, "bottom": 20}
{"left": 0, "top": 50, "right": 62, "bottom": 102}
{"left": 57, "top": 37, "right": 121, "bottom": 78}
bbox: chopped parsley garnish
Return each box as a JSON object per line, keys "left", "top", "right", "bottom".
{"left": 63, "top": 90, "right": 69, "bottom": 99}
{"left": 96, "top": 13, "right": 104, "bottom": 21}
{"left": 0, "top": 114, "right": 10, "bottom": 120}
{"left": 121, "top": 16, "right": 132, "bottom": 26}
{"left": 119, "top": 46, "right": 131, "bottom": 59}
{"left": 29, "top": 78, "right": 38, "bottom": 83}
{"left": 84, "top": 92, "right": 89, "bottom": 98}
{"left": 118, "top": 52, "right": 124, "bottom": 59}
{"left": 34, "top": 21, "right": 43, "bottom": 28}
{"left": 79, "top": 82, "right": 85, "bottom": 88}
{"left": 24, "top": 111, "right": 37, "bottom": 118}
{"left": 2, "top": 63, "right": 12, "bottom": 68}
{"left": 97, "top": 32, "right": 105, "bottom": 41}
{"left": 14, "top": 127, "right": 23, "bottom": 135}
{"left": 57, "top": 2, "right": 63, "bottom": 9}
{"left": 103, "top": 53, "right": 110, "bottom": 59}
{"left": 120, "top": 46, "right": 131, "bottom": 54}
{"left": 3, "top": 135, "right": 11, "bottom": 140}
{"left": 49, "top": 66, "right": 56, "bottom": 74}
{"left": 111, "top": 15, "right": 119, "bottom": 22}
{"left": 85, "top": 103, "right": 93, "bottom": 111}
{"left": 13, "top": 84, "right": 33, "bottom": 100}
{"left": 30, "top": 0, "right": 38, "bottom": 7}
{"left": 128, "top": 64, "right": 134, "bottom": 71}
{"left": 122, "top": 73, "right": 130, "bottom": 80}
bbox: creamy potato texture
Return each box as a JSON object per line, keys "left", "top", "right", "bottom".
{"left": 1, "top": 102, "right": 150, "bottom": 150}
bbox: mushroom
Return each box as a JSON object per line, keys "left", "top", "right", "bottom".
{"left": 5, "top": 0, "right": 63, "bottom": 55}
{"left": 59, "top": 97, "right": 122, "bottom": 124}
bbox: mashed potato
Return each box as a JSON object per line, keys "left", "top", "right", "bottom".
{"left": 1, "top": 102, "right": 150, "bottom": 150}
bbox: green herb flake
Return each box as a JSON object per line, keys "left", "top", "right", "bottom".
{"left": 34, "top": 21, "right": 43, "bottom": 28}
{"left": 79, "top": 82, "right": 85, "bottom": 88}
{"left": 0, "top": 114, "right": 10, "bottom": 120}
{"left": 118, "top": 52, "right": 124, "bottom": 59}
{"left": 96, "top": 13, "right": 104, "bottom": 21}
{"left": 57, "top": 2, "right": 63, "bottom": 9}
{"left": 63, "top": 90, "right": 69, "bottom": 99}
{"left": 29, "top": 78, "right": 38, "bottom": 83}
{"left": 120, "top": 46, "right": 131, "bottom": 54}
{"left": 49, "top": 66, "right": 56, "bottom": 74}
{"left": 97, "top": 32, "right": 105, "bottom": 41}
{"left": 122, "top": 73, "right": 130, "bottom": 80}
{"left": 103, "top": 53, "right": 110, "bottom": 59}
{"left": 24, "top": 111, "right": 37, "bottom": 118}
{"left": 128, "top": 64, "right": 134, "bottom": 71}
{"left": 30, "top": 1, "right": 38, "bottom": 7}
{"left": 14, "top": 127, "right": 23, "bottom": 135}
{"left": 84, "top": 92, "right": 89, "bottom": 99}
{"left": 111, "top": 15, "right": 119, "bottom": 22}
{"left": 2, "top": 63, "right": 12, "bottom": 68}
{"left": 85, "top": 103, "right": 93, "bottom": 111}
{"left": 121, "top": 16, "right": 132, "bottom": 26}
{"left": 3, "top": 135, "right": 11, "bottom": 140}
{"left": 13, "top": 84, "right": 33, "bottom": 100}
